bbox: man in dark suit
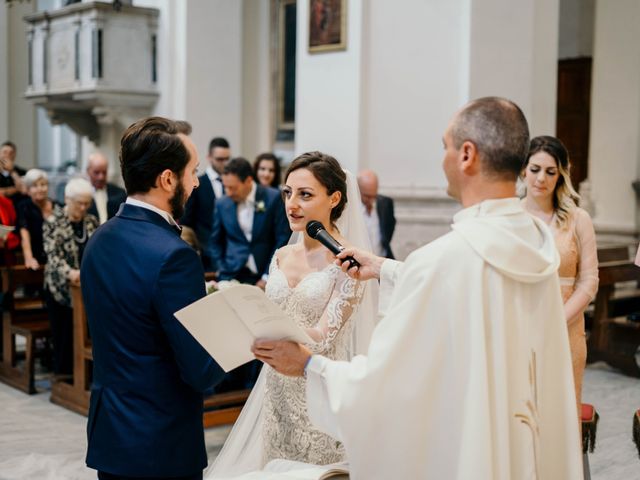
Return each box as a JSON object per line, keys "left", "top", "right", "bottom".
{"left": 86, "top": 152, "right": 127, "bottom": 224}
{"left": 81, "top": 117, "right": 224, "bottom": 480}
{"left": 180, "top": 137, "right": 230, "bottom": 271}
{"left": 358, "top": 169, "right": 396, "bottom": 259}
{"left": 207, "top": 157, "right": 290, "bottom": 391}
{"left": 209, "top": 157, "right": 291, "bottom": 287}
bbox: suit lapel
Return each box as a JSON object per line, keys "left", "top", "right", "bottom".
{"left": 223, "top": 199, "right": 245, "bottom": 239}
{"left": 251, "top": 186, "right": 267, "bottom": 242}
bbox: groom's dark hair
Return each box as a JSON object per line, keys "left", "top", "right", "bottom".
{"left": 285, "top": 151, "right": 347, "bottom": 226}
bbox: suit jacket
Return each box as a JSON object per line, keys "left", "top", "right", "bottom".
{"left": 376, "top": 194, "right": 396, "bottom": 259}
{"left": 81, "top": 204, "right": 224, "bottom": 477}
{"left": 209, "top": 184, "right": 291, "bottom": 281}
{"left": 180, "top": 173, "right": 218, "bottom": 271}
{"left": 88, "top": 183, "right": 127, "bottom": 221}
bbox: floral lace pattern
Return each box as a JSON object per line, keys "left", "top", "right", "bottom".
{"left": 262, "top": 255, "right": 364, "bottom": 465}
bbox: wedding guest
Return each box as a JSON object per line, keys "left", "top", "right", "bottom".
{"left": 86, "top": 152, "right": 127, "bottom": 224}
{"left": 253, "top": 153, "right": 281, "bottom": 189}
{"left": 44, "top": 178, "right": 98, "bottom": 378}
{"left": 357, "top": 169, "right": 396, "bottom": 259}
{"left": 0, "top": 194, "right": 21, "bottom": 265}
{"left": 18, "top": 169, "right": 56, "bottom": 270}
{"left": 523, "top": 135, "right": 599, "bottom": 418}
{"left": 0, "top": 141, "right": 27, "bottom": 205}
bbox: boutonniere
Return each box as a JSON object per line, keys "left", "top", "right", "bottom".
{"left": 255, "top": 200, "right": 266, "bottom": 213}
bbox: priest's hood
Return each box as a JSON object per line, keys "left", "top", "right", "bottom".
{"left": 451, "top": 198, "right": 559, "bottom": 284}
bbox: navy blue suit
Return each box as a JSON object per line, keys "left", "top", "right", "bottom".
{"left": 88, "top": 183, "right": 127, "bottom": 221}
{"left": 81, "top": 204, "right": 224, "bottom": 478}
{"left": 208, "top": 184, "right": 290, "bottom": 281}
{"left": 180, "top": 173, "right": 218, "bottom": 272}
{"left": 376, "top": 194, "right": 397, "bottom": 259}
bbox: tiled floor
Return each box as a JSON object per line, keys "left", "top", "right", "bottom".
{"left": 0, "top": 363, "right": 638, "bottom": 479}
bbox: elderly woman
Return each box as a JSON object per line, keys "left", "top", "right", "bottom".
{"left": 18, "top": 169, "right": 56, "bottom": 270}
{"left": 44, "top": 177, "right": 99, "bottom": 378}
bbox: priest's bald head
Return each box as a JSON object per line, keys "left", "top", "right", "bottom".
{"left": 442, "top": 97, "right": 529, "bottom": 206}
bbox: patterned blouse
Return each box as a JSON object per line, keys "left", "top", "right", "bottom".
{"left": 44, "top": 204, "right": 99, "bottom": 306}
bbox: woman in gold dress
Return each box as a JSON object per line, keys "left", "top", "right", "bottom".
{"left": 522, "top": 135, "right": 599, "bottom": 418}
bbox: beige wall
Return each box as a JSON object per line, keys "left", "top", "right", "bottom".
{"left": 2, "top": 2, "right": 38, "bottom": 168}
{"left": 588, "top": 0, "right": 640, "bottom": 235}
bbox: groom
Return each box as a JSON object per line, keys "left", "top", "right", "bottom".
{"left": 81, "top": 117, "right": 224, "bottom": 480}
{"left": 253, "top": 98, "right": 583, "bottom": 479}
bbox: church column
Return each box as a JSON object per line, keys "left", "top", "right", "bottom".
{"left": 587, "top": 0, "right": 640, "bottom": 239}
{"left": 467, "top": 0, "right": 559, "bottom": 135}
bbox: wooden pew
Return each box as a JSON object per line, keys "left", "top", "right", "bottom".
{"left": 0, "top": 266, "right": 50, "bottom": 394}
{"left": 53, "top": 283, "right": 249, "bottom": 427}
{"left": 50, "top": 284, "right": 91, "bottom": 414}
{"left": 587, "top": 259, "right": 640, "bottom": 376}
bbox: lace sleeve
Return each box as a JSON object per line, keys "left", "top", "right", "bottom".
{"left": 573, "top": 208, "right": 599, "bottom": 300}
{"left": 306, "top": 271, "right": 365, "bottom": 354}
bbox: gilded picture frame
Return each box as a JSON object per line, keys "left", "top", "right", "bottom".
{"left": 308, "top": 0, "right": 347, "bottom": 53}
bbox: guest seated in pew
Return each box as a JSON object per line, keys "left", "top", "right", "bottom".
{"left": 522, "top": 135, "right": 599, "bottom": 419}
{"left": 43, "top": 178, "right": 98, "bottom": 379}
{"left": 18, "top": 169, "right": 57, "bottom": 270}
{"left": 0, "top": 194, "right": 21, "bottom": 265}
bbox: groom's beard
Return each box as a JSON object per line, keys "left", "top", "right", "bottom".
{"left": 170, "top": 181, "right": 187, "bottom": 220}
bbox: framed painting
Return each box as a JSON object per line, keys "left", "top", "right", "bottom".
{"left": 308, "top": 0, "right": 347, "bottom": 53}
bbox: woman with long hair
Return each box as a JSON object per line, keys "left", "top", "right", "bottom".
{"left": 522, "top": 135, "right": 599, "bottom": 417}
{"left": 208, "top": 151, "right": 377, "bottom": 477}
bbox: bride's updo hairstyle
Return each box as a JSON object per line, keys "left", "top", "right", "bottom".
{"left": 284, "top": 151, "right": 347, "bottom": 226}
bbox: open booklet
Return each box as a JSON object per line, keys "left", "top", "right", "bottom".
{"left": 174, "top": 284, "right": 314, "bottom": 372}
{"left": 0, "top": 224, "right": 14, "bottom": 241}
{"left": 263, "top": 460, "right": 349, "bottom": 479}
{"left": 228, "top": 460, "right": 349, "bottom": 480}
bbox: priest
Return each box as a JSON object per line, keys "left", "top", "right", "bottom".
{"left": 253, "top": 97, "right": 583, "bottom": 479}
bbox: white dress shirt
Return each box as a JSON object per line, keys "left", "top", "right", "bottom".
{"left": 125, "top": 197, "right": 180, "bottom": 229}
{"left": 361, "top": 201, "right": 384, "bottom": 257}
{"left": 206, "top": 166, "right": 224, "bottom": 198}
{"left": 237, "top": 183, "right": 259, "bottom": 275}
{"left": 94, "top": 188, "right": 109, "bottom": 224}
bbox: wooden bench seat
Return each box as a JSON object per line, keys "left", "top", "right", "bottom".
{"left": 0, "top": 266, "right": 50, "bottom": 394}
{"left": 587, "top": 258, "right": 640, "bottom": 376}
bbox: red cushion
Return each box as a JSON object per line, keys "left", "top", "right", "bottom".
{"left": 581, "top": 403, "right": 596, "bottom": 423}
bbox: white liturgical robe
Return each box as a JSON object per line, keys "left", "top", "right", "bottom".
{"left": 306, "top": 198, "right": 583, "bottom": 480}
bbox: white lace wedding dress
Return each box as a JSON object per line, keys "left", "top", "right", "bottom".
{"left": 207, "top": 170, "right": 378, "bottom": 479}
{"left": 261, "top": 256, "right": 364, "bottom": 465}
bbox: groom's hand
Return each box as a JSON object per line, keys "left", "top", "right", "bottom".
{"left": 252, "top": 340, "right": 311, "bottom": 377}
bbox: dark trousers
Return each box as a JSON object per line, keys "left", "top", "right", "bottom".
{"left": 44, "top": 289, "right": 73, "bottom": 375}
{"left": 98, "top": 472, "right": 203, "bottom": 480}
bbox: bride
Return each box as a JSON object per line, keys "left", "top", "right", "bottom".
{"left": 207, "top": 152, "right": 378, "bottom": 478}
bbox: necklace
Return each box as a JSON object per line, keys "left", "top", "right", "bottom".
{"left": 72, "top": 221, "right": 87, "bottom": 243}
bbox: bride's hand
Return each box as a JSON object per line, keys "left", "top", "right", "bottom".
{"left": 252, "top": 340, "right": 311, "bottom": 377}
{"left": 335, "top": 247, "right": 384, "bottom": 281}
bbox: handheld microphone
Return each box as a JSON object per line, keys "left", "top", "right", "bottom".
{"left": 306, "top": 220, "right": 361, "bottom": 269}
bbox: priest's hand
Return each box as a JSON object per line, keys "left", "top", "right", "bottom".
{"left": 335, "top": 247, "right": 385, "bottom": 281}
{"left": 252, "top": 339, "right": 311, "bottom": 377}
